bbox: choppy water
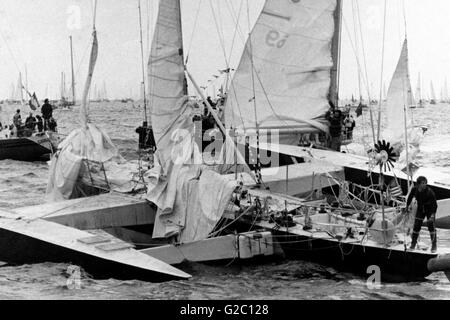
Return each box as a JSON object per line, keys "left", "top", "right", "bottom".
{"left": 1, "top": 102, "right": 450, "bottom": 300}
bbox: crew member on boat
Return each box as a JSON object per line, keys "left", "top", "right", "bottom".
{"left": 25, "top": 112, "right": 36, "bottom": 136}
{"left": 35, "top": 115, "right": 44, "bottom": 133}
{"left": 41, "top": 98, "right": 53, "bottom": 131}
{"left": 328, "top": 108, "right": 343, "bottom": 151}
{"left": 406, "top": 176, "right": 438, "bottom": 252}
{"left": 12, "top": 109, "right": 23, "bottom": 137}
{"left": 344, "top": 114, "right": 356, "bottom": 139}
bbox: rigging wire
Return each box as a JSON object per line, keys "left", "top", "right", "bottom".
{"left": 376, "top": 0, "right": 388, "bottom": 141}
{"left": 225, "top": 0, "right": 244, "bottom": 68}
{"left": 341, "top": 16, "right": 370, "bottom": 151}
{"left": 185, "top": 0, "right": 202, "bottom": 64}
{"left": 354, "top": 0, "right": 376, "bottom": 146}
{"left": 209, "top": 0, "right": 231, "bottom": 74}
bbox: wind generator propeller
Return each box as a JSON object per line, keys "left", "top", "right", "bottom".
{"left": 369, "top": 140, "right": 397, "bottom": 172}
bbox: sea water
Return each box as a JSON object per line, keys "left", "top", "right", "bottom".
{"left": 0, "top": 102, "right": 450, "bottom": 300}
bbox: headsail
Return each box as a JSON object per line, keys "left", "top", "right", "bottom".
{"left": 383, "top": 39, "right": 423, "bottom": 170}
{"left": 224, "top": 0, "right": 340, "bottom": 136}
{"left": 430, "top": 81, "right": 437, "bottom": 102}
{"left": 383, "top": 39, "right": 414, "bottom": 142}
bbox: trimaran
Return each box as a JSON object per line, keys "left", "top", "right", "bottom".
{"left": 0, "top": 0, "right": 450, "bottom": 282}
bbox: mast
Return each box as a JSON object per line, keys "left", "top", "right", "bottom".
{"left": 70, "top": 35, "right": 76, "bottom": 104}
{"left": 329, "top": 0, "right": 343, "bottom": 108}
{"left": 61, "top": 72, "right": 64, "bottom": 99}
{"left": 418, "top": 72, "right": 421, "bottom": 103}
{"left": 25, "top": 64, "right": 28, "bottom": 94}
{"left": 138, "top": 0, "right": 148, "bottom": 123}
{"left": 18, "top": 72, "right": 24, "bottom": 103}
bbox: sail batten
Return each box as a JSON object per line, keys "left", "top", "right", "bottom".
{"left": 225, "top": 0, "right": 339, "bottom": 134}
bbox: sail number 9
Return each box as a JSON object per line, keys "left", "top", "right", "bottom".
{"left": 266, "top": 30, "right": 289, "bottom": 48}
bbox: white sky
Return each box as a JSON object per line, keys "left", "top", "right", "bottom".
{"left": 0, "top": 0, "right": 449, "bottom": 100}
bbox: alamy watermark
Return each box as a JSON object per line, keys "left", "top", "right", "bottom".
{"left": 66, "top": 265, "right": 82, "bottom": 290}
{"left": 366, "top": 265, "right": 382, "bottom": 289}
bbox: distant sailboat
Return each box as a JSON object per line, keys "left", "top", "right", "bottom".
{"left": 430, "top": 81, "right": 437, "bottom": 104}
{"left": 415, "top": 73, "right": 424, "bottom": 108}
{"left": 442, "top": 78, "right": 449, "bottom": 104}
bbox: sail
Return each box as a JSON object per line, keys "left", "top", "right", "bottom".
{"left": 442, "top": 79, "right": 448, "bottom": 102}
{"left": 47, "top": 22, "right": 121, "bottom": 201}
{"left": 147, "top": 0, "right": 187, "bottom": 144}
{"left": 146, "top": 0, "right": 237, "bottom": 242}
{"left": 224, "top": 0, "right": 339, "bottom": 135}
{"left": 415, "top": 73, "right": 421, "bottom": 102}
{"left": 384, "top": 39, "right": 414, "bottom": 142}
{"left": 80, "top": 29, "right": 98, "bottom": 127}
{"left": 430, "top": 81, "right": 436, "bottom": 101}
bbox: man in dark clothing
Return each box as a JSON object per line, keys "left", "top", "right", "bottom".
{"left": 135, "top": 121, "right": 156, "bottom": 150}
{"left": 24, "top": 112, "right": 36, "bottom": 136}
{"left": 41, "top": 98, "right": 53, "bottom": 130}
{"left": 406, "top": 176, "right": 438, "bottom": 252}
{"left": 35, "top": 115, "right": 44, "bottom": 132}
{"left": 328, "top": 110, "right": 342, "bottom": 151}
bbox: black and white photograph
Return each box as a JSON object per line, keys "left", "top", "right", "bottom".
{"left": 0, "top": 0, "right": 450, "bottom": 306}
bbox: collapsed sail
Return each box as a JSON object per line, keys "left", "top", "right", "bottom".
{"left": 224, "top": 0, "right": 340, "bottom": 135}
{"left": 47, "top": 26, "right": 122, "bottom": 201}
{"left": 147, "top": 0, "right": 187, "bottom": 144}
{"left": 80, "top": 29, "right": 98, "bottom": 127}
{"left": 146, "top": 0, "right": 237, "bottom": 242}
{"left": 383, "top": 39, "right": 414, "bottom": 142}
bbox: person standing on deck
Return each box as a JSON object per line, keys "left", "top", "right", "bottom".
{"left": 41, "top": 98, "right": 53, "bottom": 131}
{"left": 24, "top": 112, "right": 36, "bottom": 136}
{"left": 328, "top": 109, "right": 343, "bottom": 151}
{"left": 35, "top": 115, "right": 44, "bottom": 133}
{"left": 12, "top": 109, "right": 23, "bottom": 137}
{"left": 406, "top": 176, "right": 438, "bottom": 252}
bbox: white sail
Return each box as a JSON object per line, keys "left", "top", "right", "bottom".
{"left": 430, "top": 81, "right": 436, "bottom": 101}
{"left": 444, "top": 78, "right": 449, "bottom": 102}
{"left": 146, "top": 0, "right": 236, "bottom": 242}
{"left": 147, "top": 0, "right": 187, "bottom": 144}
{"left": 415, "top": 73, "right": 421, "bottom": 103}
{"left": 383, "top": 39, "right": 414, "bottom": 143}
{"left": 224, "top": 0, "right": 339, "bottom": 136}
{"left": 47, "top": 15, "right": 121, "bottom": 201}
{"left": 80, "top": 29, "right": 98, "bottom": 126}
